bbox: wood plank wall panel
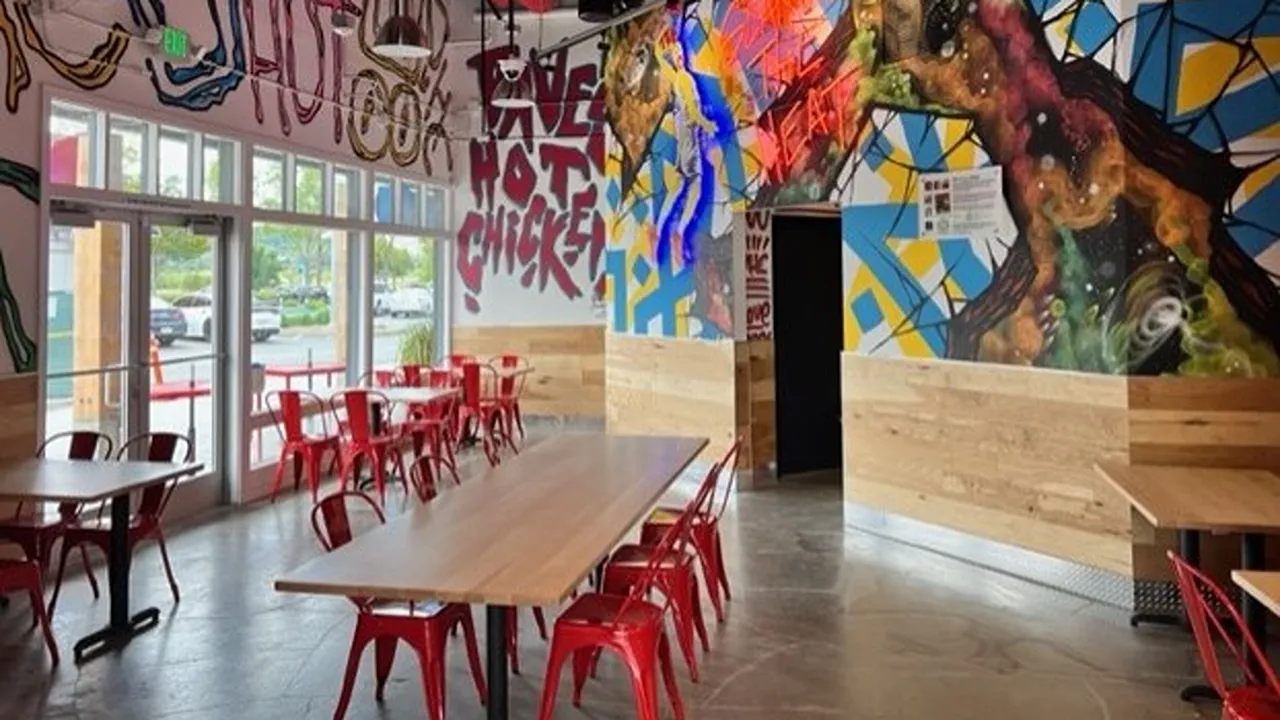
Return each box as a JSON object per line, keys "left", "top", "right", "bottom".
{"left": 1127, "top": 377, "right": 1280, "bottom": 581}
{"left": 0, "top": 374, "right": 38, "bottom": 557}
{"left": 605, "top": 333, "right": 735, "bottom": 463}
{"left": 842, "top": 355, "right": 1135, "bottom": 575}
{"left": 452, "top": 325, "right": 604, "bottom": 419}
{"left": 734, "top": 339, "right": 776, "bottom": 477}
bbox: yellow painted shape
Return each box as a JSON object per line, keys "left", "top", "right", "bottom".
{"left": 1242, "top": 157, "right": 1280, "bottom": 204}
{"left": 1177, "top": 40, "right": 1244, "bottom": 115}
{"left": 899, "top": 240, "right": 941, "bottom": 278}
{"left": 942, "top": 118, "right": 977, "bottom": 171}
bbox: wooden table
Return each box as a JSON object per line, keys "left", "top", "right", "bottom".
{"left": 276, "top": 433, "right": 708, "bottom": 720}
{"left": 1234, "top": 571, "right": 1280, "bottom": 618}
{"left": 0, "top": 459, "right": 203, "bottom": 662}
{"left": 1095, "top": 462, "right": 1280, "bottom": 691}
{"left": 336, "top": 386, "right": 460, "bottom": 406}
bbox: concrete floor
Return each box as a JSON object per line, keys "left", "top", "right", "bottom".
{"left": 0, "top": 441, "right": 1213, "bottom": 719}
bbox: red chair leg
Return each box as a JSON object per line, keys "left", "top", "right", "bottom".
{"left": 47, "top": 538, "right": 74, "bottom": 620}
{"left": 306, "top": 449, "right": 323, "bottom": 502}
{"left": 422, "top": 649, "right": 446, "bottom": 720}
{"left": 532, "top": 607, "right": 548, "bottom": 640}
{"left": 617, "top": 641, "right": 660, "bottom": 720}
{"left": 374, "top": 636, "right": 397, "bottom": 702}
{"left": 692, "top": 526, "right": 725, "bottom": 622}
{"left": 689, "top": 574, "right": 710, "bottom": 653}
{"left": 513, "top": 400, "right": 525, "bottom": 439}
{"left": 537, "top": 634, "right": 572, "bottom": 720}
{"left": 456, "top": 607, "right": 487, "bottom": 702}
{"left": 658, "top": 631, "right": 685, "bottom": 720}
{"left": 154, "top": 528, "right": 181, "bottom": 602}
{"left": 269, "top": 449, "right": 289, "bottom": 502}
{"left": 715, "top": 531, "right": 731, "bottom": 601}
{"left": 506, "top": 607, "right": 522, "bottom": 675}
{"left": 571, "top": 647, "right": 594, "bottom": 706}
{"left": 664, "top": 571, "right": 701, "bottom": 680}
{"left": 334, "top": 620, "right": 375, "bottom": 720}
{"left": 79, "top": 545, "right": 100, "bottom": 599}
{"left": 291, "top": 452, "right": 305, "bottom": 491}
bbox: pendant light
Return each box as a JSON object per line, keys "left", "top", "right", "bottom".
{"left": 373, "top": 0, "right": 430, "bottom": 59}
{"left": 489, "top": 1, "right": 535, "bottom": 109}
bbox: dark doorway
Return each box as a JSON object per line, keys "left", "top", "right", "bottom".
{"left": 772, "top": 212, "right": 844, "bottom": 479}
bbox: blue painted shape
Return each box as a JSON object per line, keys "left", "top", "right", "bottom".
{"left": 938, "top": 239, "right": 994, "bottom": 297}
{"left": 841, "top": 203, "right": 920, "bottom": 252}
{"left": 632, "top": 255, "right": 653, "bottom": 286}
{"left": 1232, "top": 167, "right": 1280, "bottom": 255}
{"left": 1186, "top": 80, "right": 1280, "bottom": 151}
{"left": 631, "top": 198, "right": 651, "bottom": 224}
{"left": 1068, "top": 1, "right": 1118, "bottom": 56}
{"left": 606, "top": 178, "right": 621, "bottom": 210}
{"left": 899, "top": 112, "right": 946, "bottom": 170}
{"left": 606, "top": 249, "right": 629, "bottom": 331}
{"left": 841, "top": 205, "right": 948, "bottom": 355}
{"left": 851, "top": 291, "right": 885, "bottom": 329}
{"left": 633, "top": 262, "right": 696, "bottom": 336}
{"left": 146, "top": 0, "right": 245, "bottom": 111}
{"left": 858, "top": 126, "right": 895, "bottom": 173}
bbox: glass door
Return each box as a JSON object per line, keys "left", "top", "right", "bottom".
{"left": 45, "top": 205, "right": 227, "bottom": 485}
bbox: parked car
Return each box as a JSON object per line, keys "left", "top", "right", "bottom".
{"left": 372, "top": 281, "right": 392, "bottom": 317}
{"left": 171, "top": 292, "right": 283, "bottom": 342}
{"left": 383, "top": 286, "right": 434, "bottom": 318}
{"left": 150, "top": 297, "right": 186, "bottom": 347}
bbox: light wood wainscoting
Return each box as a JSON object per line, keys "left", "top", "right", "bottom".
{"left": 735, "top": 339, "right": 776, "bottom": 480}
{"left": 841, "top": 355, "right": 1135, "bottom": 575}
{"left": 452, "top": 324, "right": 604, "bottom": 420}
{"left": 605, "top": 333, "right": 736, "bottom": 463}
{"left": 0, "top": 373, "right": 38, "bottom": 459}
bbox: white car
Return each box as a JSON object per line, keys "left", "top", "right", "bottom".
{"left": 383, "top": 287, "right": 434, "bottom": 318}
{"left": 171, "top": 292, "right": 282, "bottom": 342}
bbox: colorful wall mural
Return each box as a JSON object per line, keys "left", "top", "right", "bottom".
{"left": 603, "top": 0, "right": 1280, "bottom": 378}
{"left": 452, "top": 40, "right": 608, "bottom": 325}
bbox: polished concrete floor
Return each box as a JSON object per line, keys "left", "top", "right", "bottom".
{"left": 1, "top": 443, "right": 1215, "bottom": 719}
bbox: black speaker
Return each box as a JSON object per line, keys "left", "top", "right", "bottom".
{"left": 578, "top": 0, "right": 616, "bottom": 22}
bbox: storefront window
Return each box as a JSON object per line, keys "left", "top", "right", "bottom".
{"left": 203, "top": 135, "right": 237, "bottom": 203}
{"left": 158, "top": 127, "right": 193, "bottom": 199}
{"left": 332, "top": 165, "right": 362, "bottom": 220}
{"left": 48, "top": 101, "right": 101, "bottom": 189}
{"left": 106, "top": 115, "right": 146, "bottom": 193}
{"left": 373, "top": 235, "right": 437, "bottom": 369}
{"left": 295, "top": 158, "right": 324, "bottom": 214}
{"left": 252, "top": 149, "right": 285, "bottom": 210}
{"left": 373, "top": 175, "right": 394, "bottom": 224}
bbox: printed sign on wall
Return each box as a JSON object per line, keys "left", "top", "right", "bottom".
{"left": 733, "top": 210, "right": 773, "bottom": 341}
{"left": 917, "top": 166, "right": 1004, "bottom": 239}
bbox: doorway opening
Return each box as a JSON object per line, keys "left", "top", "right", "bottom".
{"left": 771, "top": 209, "right": 844, "bottom": 482}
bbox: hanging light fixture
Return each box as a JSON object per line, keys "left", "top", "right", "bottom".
{"left": 373, "top": 0, "right": 430, "bottom": 59}
{"left": 489, "top": 1, "right": 535, "bottom": 109}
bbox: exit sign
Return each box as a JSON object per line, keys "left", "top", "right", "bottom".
{"left": 161, "top": 26, "right": 188, "bottom": 58}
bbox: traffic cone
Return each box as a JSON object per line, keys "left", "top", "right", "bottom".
{"left": 150, "top": 335, "right": 164, "bottom": 385}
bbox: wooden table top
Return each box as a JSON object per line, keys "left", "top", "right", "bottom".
{"left": 1234, "top": 571, "right": 1280, "bottom": 617}
{"left": 335, "top": 386, "right": 460, "bottom": 404}
{"left": 276, "top": 433, "right": 709, "bottom": 606}
{"left": 1094, "top": 462, "right": 1280, "bottom": 534}
{"left": 0, "top": 459, "right": 205, "bottom": 503}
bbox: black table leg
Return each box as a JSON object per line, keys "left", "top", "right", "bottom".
{"left": 1242, "top": 532, "right": 1267, "bottom": 678}
{"left": 72, "top": 493, "right": 161, "bottom": 663}
{"left": 1133, "top": 530, "right": 1201, "bottom": 628}
{"left": 486, "top": 605, "right": 510, "bottom": 720}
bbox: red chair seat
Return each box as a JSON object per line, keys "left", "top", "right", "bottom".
{"left": 1226, "top": 686, "right": 1280, "bottom": 720}
{"left": 609, "top": 544, "right": 693, "bottom": 568}
{"left": 557, "top": 592, "right": 665, "bottom": 628}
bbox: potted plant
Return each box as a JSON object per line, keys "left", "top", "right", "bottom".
{"left": 397, "top": 322, "right": 435, "bottom": 366}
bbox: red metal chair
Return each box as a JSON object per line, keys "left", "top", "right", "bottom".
{"left": 506, "top": 605, "right": 548, "bottom": 676}
{"left": 1168, "top": 550, "right": 1280, "bottom": 720}
{"left": 331, "top": 389, "right": 409, "bottom": 506}
{"left": 640, "top": 438, "right": 742, "bottom": 622}
{"left": 602, "top": 463, "right": 722, "bottom": 682}
{"left": 409, "top": 455, "right": 438, "bottom": 503}
{"left": 490, "top": 354, "right": 529, "bottom": 441}
{"left": 536, "top": 477, "right": 713, "bottom": 720}
{"left": 266, "top": 390, "right": 341, "bottom": 502}
{"left": 455, "top": 362, "right": 509, "bottom": 466}
{"left": 446, "top": 353, "right": 474, "bottom": 369}
{"left": 48, "top": 432, "right": 193, "bottom": 619}
{"left": 312, "top": 491, "right": 487, "bottom": 720}
{"left": 0, "top": 559, "right": 58, "bottom": 665}
{"left": 0, "top": 431, "right": 109, "bottom": 593}
{"left": 398, "top": 371, "right": 462, "bottom": 486}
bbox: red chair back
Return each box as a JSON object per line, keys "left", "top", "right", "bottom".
{"left": 266, "top": 389, "right": 328, "bottom": 443}
{"left": 400, "top": 364, "right": 424, "bottom": 387}
{"left": 426, "top": 369, "right": 453, "bottom": 388}
{"left": 1168, "top": 550, "right": 1280, "bottom": 698}
{"left": 492, "top": 353, "right": 526, "bottom": 401}
{"left": 333, "top": 389, "right": 391, "bottom": 441}
{"left": 710, "top": 437, "right": 743, "bottom": 521}
{"left": 116, "top": 432, "right": 194, "bottom": 519}
{"left": 311, "top": 490, "right": 386, "bottom": 610}
{"left": 409, "top": 456, "right": 437, "bottom": 503}
{"left": 37, "top": 430, "right": 113, "bottom": 461}
{"left": 448, "top": 354, "right": 474, "bottom": 369}
{"left": 462, "top": 362, "right": 482, "bottom": 411}
{"left": 32, "top": 430, "right": 114, "bottom": 519}
{"left": 615, "top": 466, "right": 719, "bottom": 621}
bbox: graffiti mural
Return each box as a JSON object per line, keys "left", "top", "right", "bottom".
{"left": 347, "top": 0, "right": 453, "bottom": 176}
{"left": 0, "top": 157, "right": 37, "bottom": 372}
{"left": 604, "top": 0, "right": 1280, "bottom": 376}
{"left": 455, "top": 46, "right": 607, "bottom": 315}
{"left": 0, "top": 0, "right": 130, "bottom": 113}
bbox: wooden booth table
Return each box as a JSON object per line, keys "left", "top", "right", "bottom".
{"left": 276, "top": 433, "right": 708, "bottom": 720}
{"left": 0, "top": 458, "right": 202, "bottom": 662}
{"left": 1095, "top": 462, "right": 1280, "bottom": 698}
{"left": 1234, "top": 571, "right": 1280, "bottom": 618}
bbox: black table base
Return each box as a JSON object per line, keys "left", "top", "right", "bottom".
{"left": 1241, "top": 532, "right": 1267, "bottom": 679}
{"left": 1179, "top": 684, "right": 1220, "bottom": 703}
{"left": 1132, "top": 529, "right": 1200, "bottom": 629}
{"left": 73, "top": 493, "right": 161, "bottom": 664}
{"left": 486, "top": 605, "right": 510, "bottom": 720}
